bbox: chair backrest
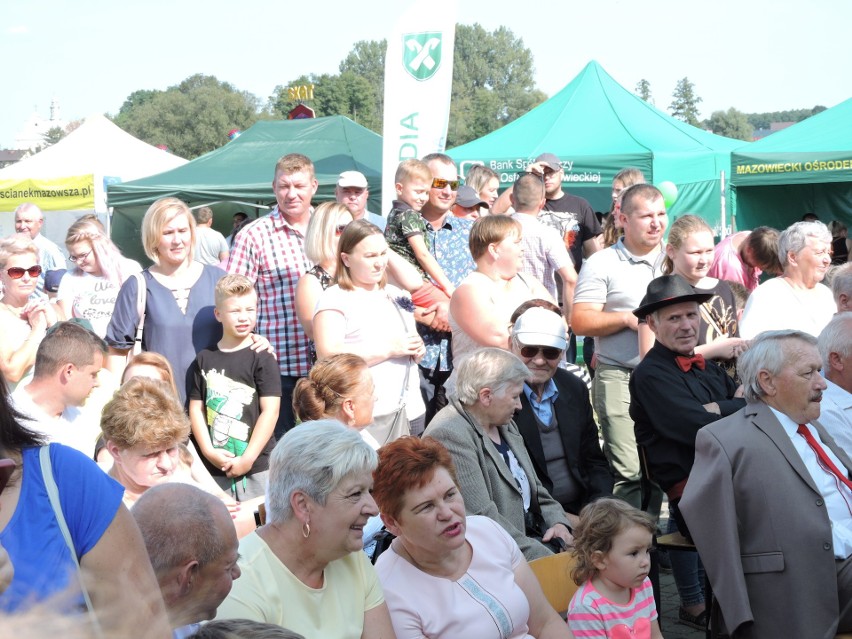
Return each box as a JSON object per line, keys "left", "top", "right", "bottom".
{"left": 527, "top": 551, "right": 580, "bottom": 615}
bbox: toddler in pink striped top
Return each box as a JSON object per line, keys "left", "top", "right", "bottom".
{"left": 567, "top": 498, "right": 663, "bottom": 639}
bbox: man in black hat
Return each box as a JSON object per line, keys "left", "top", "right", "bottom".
{"left": 629, "top": 274, "right": 744, "bottom": 628}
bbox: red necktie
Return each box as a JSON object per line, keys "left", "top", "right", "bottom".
{"left": 797, "top": 424, "right": 852, "bottom": 493}
{"left": 675, "top": 353, "right": 706, "bottom": 373}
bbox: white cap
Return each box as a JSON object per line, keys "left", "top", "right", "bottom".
{"left": 511, "top": 307, "right": 567, "bottom": 350}
{"left": 337, "top": 171, "right": 368, "bottom": 188}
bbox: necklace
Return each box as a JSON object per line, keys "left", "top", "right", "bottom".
{"left": 0, "top": 300, "right": 26, "bottom": 319}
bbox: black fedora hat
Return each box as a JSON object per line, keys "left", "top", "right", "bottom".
{"left": 633, "top": 274, "right": 714, "bottom": 319}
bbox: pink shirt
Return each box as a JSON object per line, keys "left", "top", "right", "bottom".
{"left": 708, "top": 232, "right": 761, "bottom": 291}
{"left": 568, "top": 577, "right": 658, "bottom": 639}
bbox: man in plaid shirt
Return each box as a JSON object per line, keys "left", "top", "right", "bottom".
{"left": 228, "top": 153, "right": 317, "bottom": 438}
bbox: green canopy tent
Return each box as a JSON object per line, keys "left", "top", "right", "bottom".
{"left": 447, "top": 61, "right": 741, "bottom": 230}
{"left": 730, "top": 98, "right": 852, "bottom": 230}
{"left": 107, "top": 116, "right": 382, "bottom": 263}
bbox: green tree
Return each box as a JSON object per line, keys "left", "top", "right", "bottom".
{"left": 41, "top": 126, "right": 66, "bottom": 146}
{"left": 447, "top": 23, "right": 546, "bottom": 147}
{"left": 706, "top": 108, "right": 753, "bottom": 141}
{"left": 747, "top": 105, "right": 827, "bottom": 130}
{"left": 635, "top": 79, "right": 652, "bottom": 103}
{"left": 669, "top": 77, "right": 702, "bottom": 126}
{"left": 269, "top": 24, "right": 546, "bottom": 146}
{"left": 269, "top": 71, "right": 381, "bottom": 131}
{"left": 113, "top": 75, "right": 260, "bottom": 159}
{"left": 340, "top": 40, "right": 386, "bottom": 118}
{"left": 34, "top": 126, "right": 66, "bottom": 152}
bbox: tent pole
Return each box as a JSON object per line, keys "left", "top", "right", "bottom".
{"left": 719, "top": 170, "right": 727, "bottom": 238}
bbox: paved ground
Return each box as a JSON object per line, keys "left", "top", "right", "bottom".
{"left": 658, "top": 567, "right": 705, "bottom": 639}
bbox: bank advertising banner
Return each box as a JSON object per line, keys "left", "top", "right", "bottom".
{"left": 0, "top": 174, "right": 96, "bottom": 212}
{"left": 381, "top": 0, "right": 457, "bottom": 213}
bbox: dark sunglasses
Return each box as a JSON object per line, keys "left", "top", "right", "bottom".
{"left": 520, "top": 345, "right": 562, "bottom": 360}
{"left": 335, "top": 224, "right": 349, "bottom": 236}
{"left": 6, "top": 265, "right": 42, "bottom": 279}
{"left": 431, "top": 178, "right": 460, "bottom": 191}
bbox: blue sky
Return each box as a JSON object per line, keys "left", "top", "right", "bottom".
{"left": 1, "top": 0, "right": 849, "bottom": 149}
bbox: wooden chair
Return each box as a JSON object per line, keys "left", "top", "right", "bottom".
{"left": 527, "top": 551, "right": 579, "bottom": 616}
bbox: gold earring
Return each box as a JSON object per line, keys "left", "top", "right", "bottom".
{"left": 302, "top": 520, "right": 311, "bottom": 539}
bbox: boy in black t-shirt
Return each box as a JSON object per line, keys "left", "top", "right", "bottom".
{"left": 189, "top": 274, "right": 281, "bottom": 500}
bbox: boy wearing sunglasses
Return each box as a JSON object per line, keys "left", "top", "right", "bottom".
{"left": 510, "top": 306, "right": 613, "bottom": 527}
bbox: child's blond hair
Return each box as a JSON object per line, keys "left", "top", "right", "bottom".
{"left": 570, "top": 498, "right": 656, "bottom": 585}
{"left": 394, "top": 158, "right": 432, "bottom": 186}
{"left": 214, "top": 273, "right": 256, "bottom": 308}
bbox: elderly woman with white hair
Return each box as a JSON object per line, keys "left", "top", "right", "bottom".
{"left": 740, "top": 220, "right": 835, "bottom": 339}
{"left": 423, "top": 347, "right": 573, "bottom": 561}
{"left": 215, "top": 419, "right": 395, "bottom": 639}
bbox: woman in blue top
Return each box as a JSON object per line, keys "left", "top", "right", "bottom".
{"left": 0, "top": 371, "right": 170, "bottom": 637}
{"left": 105, "top": 197, "right": 225, "bottom": 405}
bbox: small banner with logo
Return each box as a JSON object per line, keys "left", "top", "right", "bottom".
{"left": 381, "top": 0, "right": 457, "bottom": 214}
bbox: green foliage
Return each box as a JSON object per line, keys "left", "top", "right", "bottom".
{"left": 113, "top": 74, "right": 260, "bottom": 159}
{"left": 669, "top": 77, "right": 702, "bottom": 126}
{"left": 269, "top": 71, "right": 381, "bottom": 131}
{"left": 635, "top": 79, "right": 652, "bottom": 102}
{"left": 447, "top": 24, "right": 546, "bottom": 147}
{"left": 40, "top": 126, "right": 66, "bottom": 147}
{"left": 705, "top": 108, "right": 754, "bottom": 141}
{"left": 746, "top": 105, "right": 827, "bottom": 130}
{"left": 268, "top": 23, "right": 546, "bottom": 147}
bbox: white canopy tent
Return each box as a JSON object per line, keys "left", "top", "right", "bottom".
{"left": 0, "top": 114, "right": 186, "bottom": 248}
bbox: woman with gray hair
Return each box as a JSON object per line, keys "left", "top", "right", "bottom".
{"left": 423, "top": 347, "right": 573, "bottom": 560}
{"left": 740, "top": 220, "right": 836, "bottom": 339}
{"left": 215, "top": 420, "right": 394, "bottom": 639}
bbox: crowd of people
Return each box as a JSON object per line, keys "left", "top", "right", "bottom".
{"left": 0, "top": 150, "right": 851, "bottom": 639}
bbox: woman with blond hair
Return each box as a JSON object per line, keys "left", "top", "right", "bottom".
{"left": 105, "top": 198, "right": 268, "bottom": 404}
{"left": 655, "top": 214, "right": 747, "bottom": 366}
{"left": 57, "top": 216, "right": 141, "bottom": 338}
{"left": 294, "top": 202, "right": 353, "bottom": 348}
{"left": 0, "top": 235, "right": 59, "bottom": 390}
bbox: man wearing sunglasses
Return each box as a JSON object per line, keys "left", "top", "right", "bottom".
{"left": 510, "top": 307, "right": 613, "bottom": 527}
{"left": 415, "top": 153, "right": 476, "bottom": 425}
{"left": 14, "top": 202, "right": 67, "bottom": 299}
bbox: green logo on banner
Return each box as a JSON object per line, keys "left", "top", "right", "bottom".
{"left": 403, "top": 32, "right": 443, "bottom": 81}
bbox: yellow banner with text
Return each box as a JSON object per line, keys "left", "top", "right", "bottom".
{"left": 0, "top": 174, "right": 95, "bottom": 212}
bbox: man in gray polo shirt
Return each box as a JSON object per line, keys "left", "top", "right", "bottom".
{"left": 572, "top": 184, "right": 667, "bottom": 510}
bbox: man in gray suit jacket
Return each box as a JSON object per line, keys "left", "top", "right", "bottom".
{"left": 681, "top": 329, "right": 852, "bottom": 639}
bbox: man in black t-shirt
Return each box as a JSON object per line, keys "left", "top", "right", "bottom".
{"left": 533, "top": 152, "right": 602, "bottom": 270}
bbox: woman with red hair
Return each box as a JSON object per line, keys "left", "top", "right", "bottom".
{"left": 372, "top": 436, "right": 572, "bottom": 639}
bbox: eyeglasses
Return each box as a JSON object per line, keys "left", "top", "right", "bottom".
{"left": 431, "top": 178, "right": 460, "bottom": 191}
{"left": 335, "top": 224, "right": 349, "bottom": 236}
{"left": 519, "top": 345, "right": 563, "bottom": 360}
{"left": 6, "top": 265, "right": 42, "bottom": 279}
{"left": 69, "top": 249, "right": 93, "bottom": 263}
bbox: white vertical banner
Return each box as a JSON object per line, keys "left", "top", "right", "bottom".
{"left": 381, "top": 0, "right": 457, "bottom": 214}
